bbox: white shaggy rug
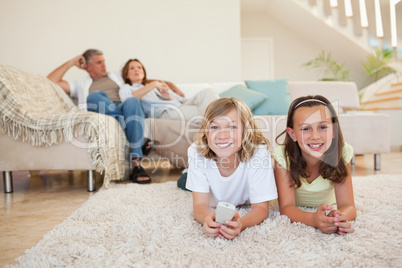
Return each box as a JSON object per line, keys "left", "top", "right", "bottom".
{"left": 9, "top": 174, "right": 402, "bottom": 267}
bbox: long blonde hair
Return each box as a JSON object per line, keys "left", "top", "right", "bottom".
{"left": 196, "top": 97, "right": 270, "bottom": 162}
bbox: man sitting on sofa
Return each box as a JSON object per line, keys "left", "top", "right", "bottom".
{"left": 47, "top": 49, "right": 153, "bottom": 183}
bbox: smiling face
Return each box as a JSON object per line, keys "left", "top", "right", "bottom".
{"left": 207, "top": 108, "right": 243, "bottom": 163}
{"left": 286, "top": 105, "right": 334, "bottom": 160}
{"left": 126, "top": 60, "right": 145, "bottom": 84}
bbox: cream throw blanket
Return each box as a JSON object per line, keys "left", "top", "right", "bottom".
{"left": 0, "top": 65, "right": 129, "bottom": 188}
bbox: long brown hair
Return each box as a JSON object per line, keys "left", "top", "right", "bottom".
{"left": 196, "top": 97, "right": 270, "bottom": 162}
{"left": 121, "top": 58, "right": 147, "bottom": 85}
{"left": 275, "top": 95, "right": 348, "bottom": 188}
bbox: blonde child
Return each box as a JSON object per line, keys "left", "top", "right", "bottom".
{"left": 185, "top": 97, "right": 277, "bottom": 240}
{"left": 273, "top": 95, "right": 356, "bottom": 235}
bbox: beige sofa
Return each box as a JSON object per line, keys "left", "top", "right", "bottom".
{"left": 0, "top": 65, "right": 129, "bottom": 193}
{"left": 1, "top": 68, "right": 390, "bottom": 194}
{"left": 149, "top": 81, "right": 391, "bottom": 170}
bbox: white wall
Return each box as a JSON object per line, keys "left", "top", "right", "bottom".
{"left": 241, "top": 38, "right": 274, "bottom": 80}
{"left": 241, "top": 10, "right": 323, "bottom": 82}
{"left": 241, "top": 6, "right": 369, "bottom": 88}
{"left": 0, "top": 0, "right": 241, "bottom": 84}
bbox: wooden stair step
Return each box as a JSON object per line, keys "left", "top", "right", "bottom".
{"left": 391, "top": 81, "right": 402, "bottom": 87}
{"left": 361, "top": 96, "right": 402, "bottom": 105}
{"left": 360, "top": 97, "right": 402, "bottom": 110}
{"left": 375, "top": 88, "right": 402, "bottom": 98}
{"left": 361, "top": 107, "right": 402, "bottom": 111}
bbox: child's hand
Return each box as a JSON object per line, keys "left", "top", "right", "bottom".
{"left": 203, "top": 212, "right": 221, "bottom": 238}
{"left": 218, "top": 211, "right": 242, "bottom": 240}
{"left": 314, "top": 204, "right": 338, "bottom": 234}
{"left": 328, "top": 210, "right": 354, "bottom": 235}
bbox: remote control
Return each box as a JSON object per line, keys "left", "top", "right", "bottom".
{"left": 215, "top": 202, "right": 236, "bottom": 224}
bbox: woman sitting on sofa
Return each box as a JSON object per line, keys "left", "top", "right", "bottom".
{"left": 119, "top": 59, "right": 219, "bottom": 124}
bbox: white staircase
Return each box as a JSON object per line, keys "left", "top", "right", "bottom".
{"left": 294, "top": 0, "right": 401, "bottom": 59}
{"left": 361, "top": 79, "right": 402, "bottom": 110}
{"left": 358, "top": 73, "right": 402, "bottom": 148}
{"left": 242, "top": 0, "right": 402, "bottom": 147}
{"left": 297, "top": 1, "right": 402, "bottom": 145}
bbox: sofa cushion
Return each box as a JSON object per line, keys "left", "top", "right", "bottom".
{"left": 219, "top": 84, "right": 266, "bottom": 110}
{"left": 210, "top": 82, "right": 247, "bottom": 95}
{"left": 175, "top": 83, "right": 211, "bottom": 98}
{"left": 245, "top": 78, "right": 291, "bottom": 115}
{"left": 288, "top": 81, "right": 360, "bottom": 111}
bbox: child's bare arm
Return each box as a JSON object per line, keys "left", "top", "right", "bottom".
{"left": 274, "top": 160, "right": 338, "bottom": 234}
{"left": 334, "top": 163, "right": 356, "bottom": 220}
{"left": 274, "top": 160, "right": 309, "bottom": 221}
{"left": 240, "top": 202, "right": 269, "bottom": 230}
{"left": 192, "top": 192, "right": 220, "bottom": 237}
{"left": 332, "top": 163, "right": 356, "bottom": 235}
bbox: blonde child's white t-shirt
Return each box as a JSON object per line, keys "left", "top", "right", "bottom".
{"left": 186, "top": 143, "right": 278, "bottom": 207}
{"left": 273, "top": 143, "right": 354, "bottom": 207}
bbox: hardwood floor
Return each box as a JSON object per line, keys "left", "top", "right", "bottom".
{"left": 1, "top": 151, "right": 401, "bottom": 266}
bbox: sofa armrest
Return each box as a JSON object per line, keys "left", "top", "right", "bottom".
{"left": 0, "top": 133, "right": 95, "bottom": 171}
{"left": 339, "top": 114, "right": 391, "bottom": 154}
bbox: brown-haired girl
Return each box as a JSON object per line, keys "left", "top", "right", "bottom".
{"left": 273, "top": 95, "right": 356, "bottom": 235}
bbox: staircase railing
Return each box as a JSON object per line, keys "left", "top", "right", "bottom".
{"left": 295, "top": 0, "right": 400, "bottom": 59}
